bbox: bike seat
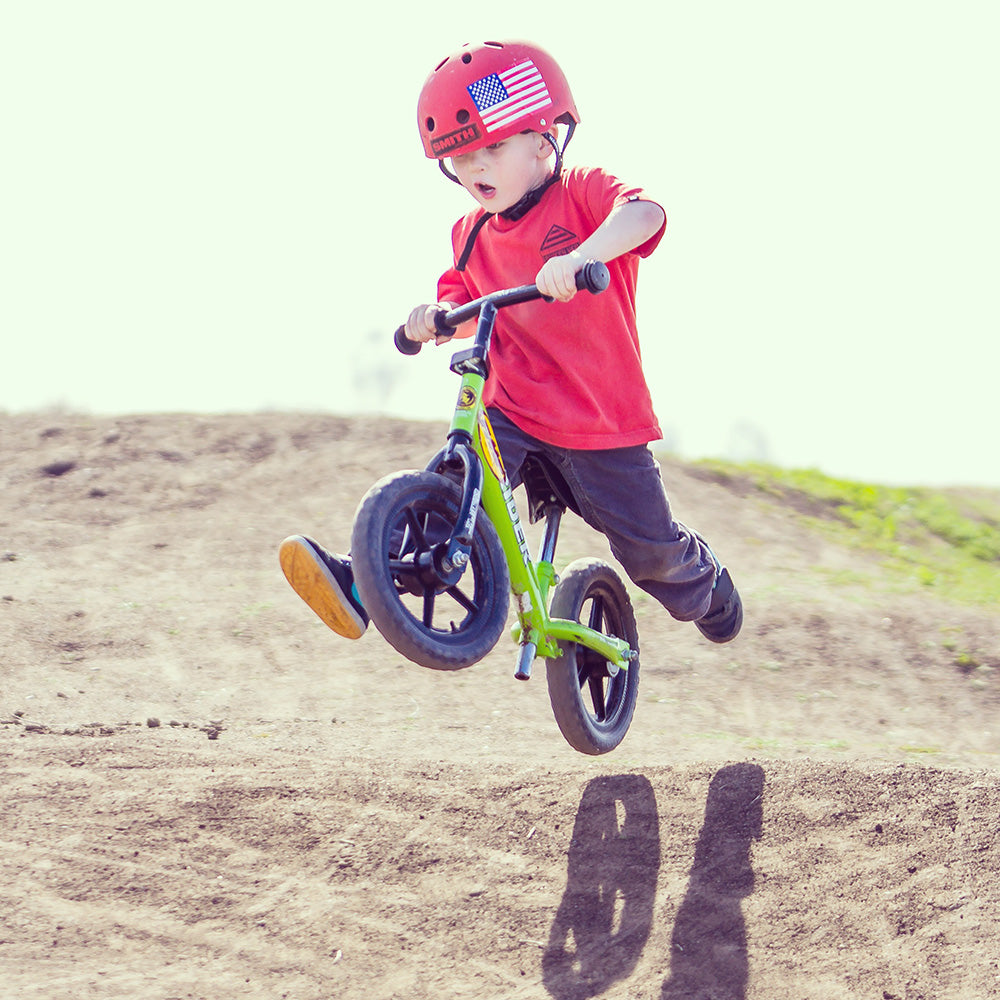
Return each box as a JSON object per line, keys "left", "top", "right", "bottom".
{"left": 519, "top": 453, "right": 582, "bottom": 524}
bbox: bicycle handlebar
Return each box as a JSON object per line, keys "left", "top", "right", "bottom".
{"left": 393, "top": 259, "right": 610, "bottom": 356}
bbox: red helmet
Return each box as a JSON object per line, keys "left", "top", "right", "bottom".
{"left": 418, "top": 40, "right": 580, "bottom": 160}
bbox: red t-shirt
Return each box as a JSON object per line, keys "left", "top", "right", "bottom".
{"left": 437, "top": 165, "right": 666, "bottom": 450}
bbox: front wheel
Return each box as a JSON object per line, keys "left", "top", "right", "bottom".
{"left": 351, "top": 470, "right": 510, "bottom": 670}
{"left": 545, "top": 558, "right": 640, "bottom": 755}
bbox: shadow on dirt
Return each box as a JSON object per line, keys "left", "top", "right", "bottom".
{"left": 542, "top": 774, "right": 660, "bottom": 999}
{"left": 661, "top": 762, "right": 765, "bottom": 1000}
{"left": 542, "top": 764, "right": 765, "bottom": 1000}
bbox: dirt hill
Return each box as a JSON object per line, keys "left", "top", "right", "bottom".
{"left": 2, "top": 411, "right": 998, "bottom": 999}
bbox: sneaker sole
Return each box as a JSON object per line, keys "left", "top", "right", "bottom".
{"left": 695, "top": 567, "right": 743, "bottom": 643}
{"left": 696, "top": 598, "right": 743, "bottom": 643}
{"left": 278, "top": 536, "right": 366, "bottom": 640}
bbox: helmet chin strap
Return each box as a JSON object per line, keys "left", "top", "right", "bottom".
{"left": 499, "top": 129, "right": 568, "bottom": 221}
{"left": 438, "top": 151, "right": 560, "bottom": 218}
{"left": 438, "top": 158, "right": 461, "bottom": 184}
{"left": 448, "top": 123, "right": 577, "bottom": 270}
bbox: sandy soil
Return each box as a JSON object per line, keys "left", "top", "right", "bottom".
{"left": 2, "top": 410, "right": 998, "bottom": 1000}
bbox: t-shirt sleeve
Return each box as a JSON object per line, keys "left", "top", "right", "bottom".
{"left": 578, "top": 166, "right": 666, "bottom": 259}
{"left": 437, "top": 265, "right": 470, "bottom": 305}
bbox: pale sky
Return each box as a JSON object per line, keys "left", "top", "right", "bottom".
{"left": 4, "top": 1, "right": 998, "bottom": 486}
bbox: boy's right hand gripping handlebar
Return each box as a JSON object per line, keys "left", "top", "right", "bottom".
{"left": 393, "top": 259, "right": 611, "bottom": 355}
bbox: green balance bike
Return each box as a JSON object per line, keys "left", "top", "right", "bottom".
{"left": 350, "top": 261, "right": 639, "bottom": 755}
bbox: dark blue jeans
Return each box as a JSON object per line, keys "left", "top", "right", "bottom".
{"left": 487, "top": 408, "right": 718, "bottom": 622}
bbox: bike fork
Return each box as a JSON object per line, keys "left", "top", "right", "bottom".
{"left": 425, "top": 434, "right": 484, "bottom": 578}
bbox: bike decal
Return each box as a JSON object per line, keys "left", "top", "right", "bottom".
{"left": 457, "top": 386, "right": 477, "bottom": 410}
{"left": 461, "top": 486, "right": 481, "bottom": 539}
{"left": 479, "top": 412, "right": 531, "bottom": 566}
{"left": 500, "top": 476, "right": 532, "bottom": 567}
{"left": 476, "top": 410, "right": 507, "bottom": 481}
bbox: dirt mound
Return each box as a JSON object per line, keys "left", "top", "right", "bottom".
{"left": 2, "top": 411, "right": 998, "bottom": 999}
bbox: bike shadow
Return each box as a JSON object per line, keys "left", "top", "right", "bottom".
{"left": 542, "top": 774, "right": 661, "bottom": 1000}
{"left": 661, "top": 762, "right": 765, "bottom": 1000}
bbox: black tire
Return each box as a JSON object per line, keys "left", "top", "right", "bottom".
{"left": 350, "top": 470, "right": 510, "bottom": 670}
{"left": 545, "top": 558, "right": 640, "bottom": 755}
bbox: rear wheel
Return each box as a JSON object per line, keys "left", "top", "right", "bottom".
{"left": 545, "top": 558, "right": 640, "bottom": 755}
{"left": 351, "top": 470, "right": 509, "bottom": 670}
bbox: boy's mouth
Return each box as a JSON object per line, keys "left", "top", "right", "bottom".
{"left": 476, "top": 183, "right": 496, "bottom": 199}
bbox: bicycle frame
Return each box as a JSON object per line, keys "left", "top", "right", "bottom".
{"left": 428, "top": 298, "right": 635, "bottom": 681}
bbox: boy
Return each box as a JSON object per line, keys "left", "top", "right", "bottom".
{"left": 280, "top": 39, "right": 742, "bottom": 645}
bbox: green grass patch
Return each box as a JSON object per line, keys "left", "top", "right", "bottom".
{"left": 693, "top": 459, "right": 1000, "bottom": 606}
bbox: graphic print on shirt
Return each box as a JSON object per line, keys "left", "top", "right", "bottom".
{"left": 540, "top": 224, "right": 581, "bottom": 261}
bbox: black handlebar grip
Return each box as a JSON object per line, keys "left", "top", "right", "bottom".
{"left": 575, "top": 259, "right": 611, "bottom": 294}
{"left": 394, "top": 308, "right": 452, "bottom": 354}
{"left": 395, "top": 266, "right": 607, "bottom": 355}
{"left": 394, "top": 325, "right": 423, "bottom": 355}
{"left": 432, "top": 309, "right": 454, "bottom": 336}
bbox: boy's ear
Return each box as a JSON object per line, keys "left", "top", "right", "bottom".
{"left": 536, "top": 127, "right": 558, "bottom": 159}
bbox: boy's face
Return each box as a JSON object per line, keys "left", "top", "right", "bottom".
{"left": 450, "top": 132, "right": 555, "bottom": 214}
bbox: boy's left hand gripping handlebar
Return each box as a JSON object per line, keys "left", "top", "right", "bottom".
{"left": 393, "top": 259, "right": 611, "bottom": 355}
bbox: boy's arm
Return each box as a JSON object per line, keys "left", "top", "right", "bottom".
{"left": 536, "top": 199, "right": 666, "bottom": 302}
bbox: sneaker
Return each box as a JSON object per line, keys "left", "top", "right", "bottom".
{"left": 278, "top": 535, "right": 369, "bottom": 639}
{"left": 696, "top": 566, "right": 743, "bottom": 643}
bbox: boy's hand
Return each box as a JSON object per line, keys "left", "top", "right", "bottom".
{"left": 533, "top": 200, "right": 666, "bottom": 303}
{"left": 535, "top": 251, "right": 584, "bottom": 302}
{"left": 404, "top": 303, "right": 454, "bottom": 345}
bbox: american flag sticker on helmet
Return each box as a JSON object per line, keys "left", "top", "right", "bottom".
{"left": 466, "top": 60, "right": 552, "bottom": 133}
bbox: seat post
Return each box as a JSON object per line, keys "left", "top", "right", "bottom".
{"left": 538, "top": 503, "right": 563, "bottom": 565}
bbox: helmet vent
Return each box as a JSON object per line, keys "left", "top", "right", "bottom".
{"left": 456, "top": 109, "right": 470, "bottom": 124}
{"left": 425, "top": 117, "right": 436, "bottom": 132}
{"left": 461, "top": 53, "right": 473, "bottom": 64}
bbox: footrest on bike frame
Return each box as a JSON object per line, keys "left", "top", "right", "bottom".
{"left": 514, "top": 641, "right": 536, "bottom": 681}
